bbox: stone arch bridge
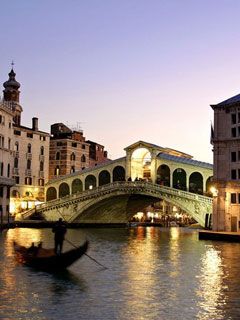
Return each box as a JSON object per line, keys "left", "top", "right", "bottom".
{"left": 23, "top": 141, "right": 213, "bottom": 226}
{"left": 33, "top": 181, "right": 212, "bottom": 226}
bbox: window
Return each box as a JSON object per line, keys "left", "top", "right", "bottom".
{"left": 0, "top": 162, "right": 3, "bottom": 176}
{"left": 70, "top": 153, "right": 76, "bottom": 161}
{"left": 27, "top": 132, "right": 33, "bottom": 138}
{"left": 55, "top": 166, "right": 60, "bottom": 176}
{"left": 14, "top": 158, "right": 18, "bottom": 168}
{"left": 27, "top": 143, "right": 31, "bottom": 153}
{"left": 57, "top": 142, "right": 63, "bottom": 146}
{"left": 70, "top": 166, "right": 75, "bottom": 173}
{"left": 231, "top": 169, "right": 237, "bottom": 180}
{"left": 232, "top": 113, "right": 237, "bottom": 124}
{"left": 27, "top": 159, "right": 31, "bottom": 170}
{"left": 40, "top": 135, "right": 46, "bottom": 141}
{"left": 14, "top": 142, "right": 19, "bottom": 151}
{"left": 0, "top": 115, "right": 5, "bottom": 124}
{"left": 232, "top": 128, "right": 237, "bottom": 137}
{"left": 14, "top": 130, "right": 21, "bottom": 136}
{"left": 0, "top": 136, "right": 4, "bottom": 148}
{"left": 82, "top": 144, "right": 86, "bottom": 149}
{"left": 9, "top": 122, "right": 11, "bottom": 128}
{"left": 0, "top": 187, "right": 3, "bottom": 197}
{"left": 231, "top": 152, "right": 237, "bottom": 162}
{"left": 8, "top": 138, "right": 11, "bottom": 150}
{"left": 231, "top": 193, "right": 237, "bottom": 204}
{"left": 39, "top": 179, "right": 44, "bottom": 186}
{"left": 40, "top": 146, "right": 44, "bottom": 155}
{"left": 40, "top": 161, "right": 44, "bottom": 171}
{"left": 72, "top": 142, "right": 77, "bottom": 148}
{"left": 81, "top": 155, "right": 86, "bottom": 162}
{"left": 25, "top": 177, "right": 32, "bottom": 185}
{"left": 7, "top": 164, "right": 10, "bottom": 177}
{"left": 56, "top": 152, "right": 60, "bottom": 160}
{"left": 15, "top": 176, "right": 20, "bottom": 184}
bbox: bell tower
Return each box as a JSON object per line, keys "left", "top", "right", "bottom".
{"left": 3, "top": 63, "right": 23, "bottom": 125}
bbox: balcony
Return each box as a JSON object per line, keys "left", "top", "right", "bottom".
{"left": 26, "top": 153, "right": 32, "bottom": 160}
{"left": 39, "top": 171, "right": 44, "bottom": 178}
{"left": 14, "top": 151, "right": 19, "bottom": 158}
{"left": 12, "top": 168, "right": 19, "bottom": 175}
{"left": 25, "top": 169, "right": 32, "bottom": 176}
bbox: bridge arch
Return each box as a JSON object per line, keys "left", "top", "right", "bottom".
{"left": 189, "top": 172, "right": 203, "bottom": 194}
{"left": 131, "top": 148, "right": 151, "bottom": 180}
{"left": 72, "top": 178, "right": 83, "bottom": 194}
{"left": 99, "top": 170, "right": 111, "bottom": 186}
{"left": 156, "top": 164, "right": 170, "bottom": 186}
{"left": 173, "top": 168, "right": 186, "bottom": 190}
{"left": 46, "top": 187, "right": 57, "bottom": 201}
{"left": 59, "top": 182, "right": 70, "bottom": 198}
{"left": 113, "top": 166, "right": 125, "bottom": 181}
{"left": 85, "top": 174, "right": 97, "bottom": 190}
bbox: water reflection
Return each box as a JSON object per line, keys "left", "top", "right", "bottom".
{"left": 1, "top": 227, "right": 240, "bottom": 320}
{"left": 196, "top": 245, "right": 226, "bottom": 319}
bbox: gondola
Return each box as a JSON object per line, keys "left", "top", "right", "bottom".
{"left": 13, "top": 240, "right": 88, "bottom": 271}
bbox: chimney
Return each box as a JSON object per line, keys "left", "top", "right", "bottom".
{"left": 32, "top": 117, "right": 38, "bottom": 131}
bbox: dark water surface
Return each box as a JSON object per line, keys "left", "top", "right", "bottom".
{"left": 1, "top": 227, "right": 240, "bottom": 320}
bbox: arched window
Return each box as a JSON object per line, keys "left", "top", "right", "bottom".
{"left": 113, "top": 166, "right": 125, "bottom": 181}
{"left": 40, "top": 161, "right": 44, "bottom": 171}
{"left": 7, "top": 164, "right": 10, "bottom": 177}
{"left": 27, "top": 143, "right": 31, "bottom": 154}
{"left": 12, "top": 190, "right": 20, "bottom": 198}
{"left": 70, "top": 152, "right": 76, "bottom": 161}
{"left": 99, "top": 170, "right": 111, "bottom": 186}
{"left": 70, "top": 166, "right": 75, "bottom": 173}
{"left": 38, "top": 179, "right": 44, "bottom": 186}
{"left": 72, "top": 179, "right": 83, "bottom": 194}
{"left": 81, "top": 154, "right": 86, "bottom": 162}
{"left": 59, "top": 183, "right": 70, "bottom": 198}
{"left": 14, "top": 157, "right": 18, "bottom": 168}
{"left": 14, "top": 141, "right": 19, "bottom": 151}
{"left": 27, "top": 159, "right": 31, "bottom": 170}
{"left": 40, "top": 146, "right": 44, "bottom": 155}
{"left": 54, "top": 166, "right": 60, "bottom": 176}
{"left": 56, "top": 152, "right": 60, "bottom": 160}
{"left": 46, "top": 187, "right": 57, "bottom": 201}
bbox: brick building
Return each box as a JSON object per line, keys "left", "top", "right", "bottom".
{"left": 49, "top": 123, "right": 109, "bottom": 180}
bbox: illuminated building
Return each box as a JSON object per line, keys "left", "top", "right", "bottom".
{"left": 2, "top": 67, "right": 50, "bottom": 214}
{"left": 211, "top": 94, "right": 240, "bottom": 231}
{"left": 0, "top": 99, "right": 15, "bottom": 221}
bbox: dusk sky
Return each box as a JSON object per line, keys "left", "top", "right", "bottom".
{"left": 1, "top": 1, "right": 240, "bottom": 162}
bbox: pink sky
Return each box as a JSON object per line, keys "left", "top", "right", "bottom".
{"left": 1, "top": 1, "right": 240, "bottom": 163}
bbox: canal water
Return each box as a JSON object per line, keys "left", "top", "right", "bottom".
{"left": 1, "top": 227, "right": 240, "bottom": 320}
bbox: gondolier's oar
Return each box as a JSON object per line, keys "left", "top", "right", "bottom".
{"left": 65, "top": 238, "right": 108, "bottom": 270}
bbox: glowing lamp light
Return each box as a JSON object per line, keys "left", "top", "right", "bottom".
{"left": 210, "top": 186, "right": 218, "bottom": 197}
{"left": 89, "top": 185, "right": 93, "bottom": 190}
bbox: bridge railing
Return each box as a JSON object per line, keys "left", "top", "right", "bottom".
{"left": 36, "top": 181, "right": 212, "bottom": 212}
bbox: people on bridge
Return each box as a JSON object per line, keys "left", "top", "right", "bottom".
{"left": 52, "top": 218, "right": 67, "bottom": 255}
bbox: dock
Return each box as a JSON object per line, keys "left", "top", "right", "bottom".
{"left": 199, "top": 230, "right": 240, "bottom": 242}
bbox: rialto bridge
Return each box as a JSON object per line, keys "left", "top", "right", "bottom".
{"left": 24, "top": 141, "right": 213, "bottom": 226}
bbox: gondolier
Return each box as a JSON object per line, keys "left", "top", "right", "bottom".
{"left": 52, "top": 218, "right": 67, "bottom": 255}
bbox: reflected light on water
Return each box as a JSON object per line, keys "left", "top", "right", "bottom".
{"left": 196, "top": 246, "right": 226, "bottom": 320}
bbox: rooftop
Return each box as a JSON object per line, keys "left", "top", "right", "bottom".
{"left": 158, "top": 153, "right": 213, "bottom": 169}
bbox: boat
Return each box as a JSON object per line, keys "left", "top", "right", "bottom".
{"left": 13, "top": 240, "right": 88, "bottom": 271}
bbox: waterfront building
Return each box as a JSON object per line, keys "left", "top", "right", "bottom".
{"left": 2, "top": 67, "right": 50, "bottom": 214}
{"left": 49, "top": 123, "right": 109, "bottom": 180}
{"left": 0, "top": 99, "right": 15, "bottom": 221}
{"left": 211, "top": 94, "right": 240, "bottom": 231}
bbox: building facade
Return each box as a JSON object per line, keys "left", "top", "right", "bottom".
{"left": 49, "top": 123, "right": 109, "bottom": 180}
{"left": 2, "top": 68, "right": 50, "bottom": 214}
{"left": 0, "top": 99, "right": 15, "bottom": 221}
{"left": 211, "top": 94, "right": 240, "bottom": 231}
